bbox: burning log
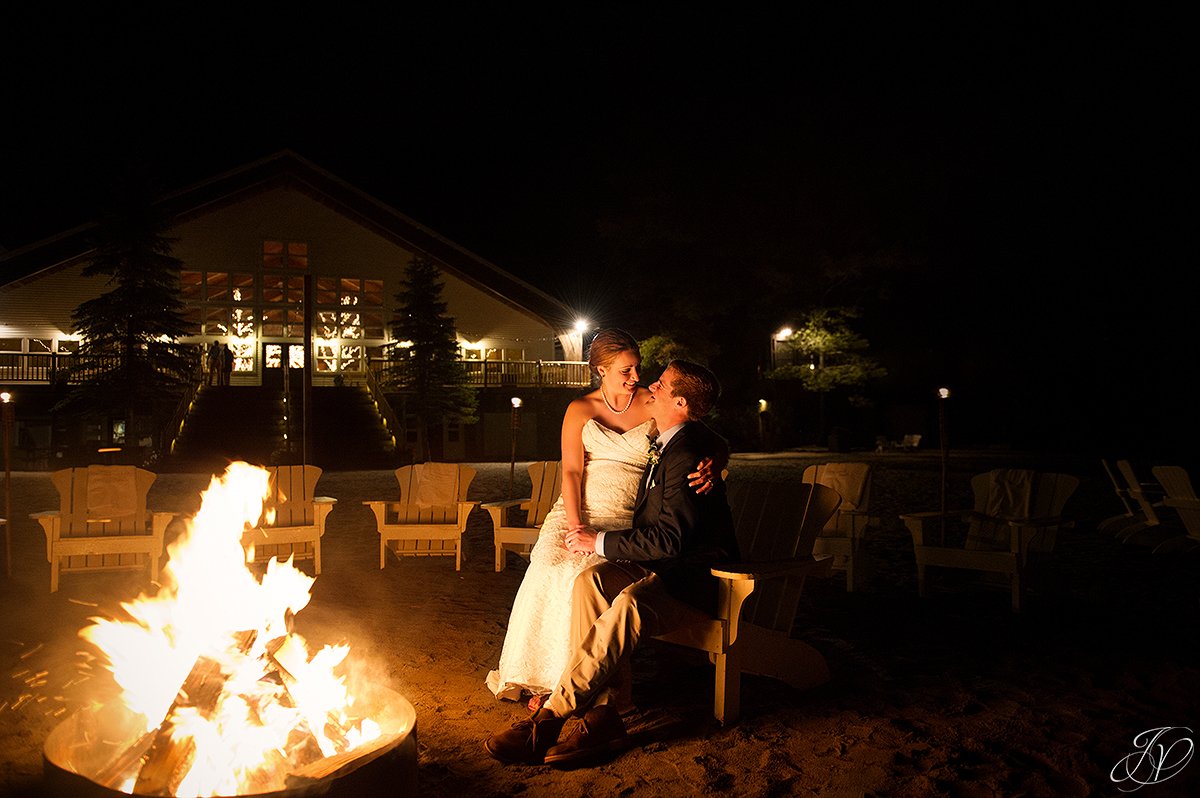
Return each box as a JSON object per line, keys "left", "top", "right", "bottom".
{"left": 133, "top": 656, "right": 229, "bottom": 795}
{"left": 133, "top": 631, "right": 258, "bottom": 796}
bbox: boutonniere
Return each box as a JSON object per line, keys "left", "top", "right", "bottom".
{"left": 646, "top": 436, "right": 661, "bottom": 467}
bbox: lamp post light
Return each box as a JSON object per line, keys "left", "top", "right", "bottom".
{"left": 937, "top": 387, "right": 951, "bottom": 545}
{"left": 770, "top": 326, "right": 792, "bottom": 370}
{"left": 509, "top": 397, "right": 523, "bottom": 499}
{"left": 1, "top": 391, "right": 12, "bottom": 578}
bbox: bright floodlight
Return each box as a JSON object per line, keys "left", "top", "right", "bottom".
{"left": 775, "top": 327, "right": 793, "bottom": 341}
{"left": 938, "top": 387, "right": 951, "bottom": 400}
{"left": 511, "top": 397, "right": 523, "bottom": 408}
{"left": 573, "top": 318, "right": 589, "bottom": 333}
{"left": 758, "top": 399, "right": 768, "bottom": 412}
{"left": 0, "top": 392, "right": 10, "bottom": 403}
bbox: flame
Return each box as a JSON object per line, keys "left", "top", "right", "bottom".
{"left": 79, "top": 462, "right": 381, "bottom": 796}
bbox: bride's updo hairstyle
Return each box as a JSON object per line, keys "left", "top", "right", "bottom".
{"left": 587, "top": 328, "right": 640, "bottom": 377}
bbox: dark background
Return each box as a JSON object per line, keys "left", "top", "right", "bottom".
{"left": 1, "top": 6, "right": 1191, "bottom": 459}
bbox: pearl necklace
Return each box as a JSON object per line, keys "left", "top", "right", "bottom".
{"left": 601, "top": 384, "right": 635, "bottom": 414}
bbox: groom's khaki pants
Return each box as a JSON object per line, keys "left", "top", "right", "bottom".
{"left": 544, "top": 560, "right": 699, "bottom": 717}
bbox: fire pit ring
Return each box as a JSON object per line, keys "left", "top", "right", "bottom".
{"left": 43, "top": 685, "right": 417, "bottom": 798}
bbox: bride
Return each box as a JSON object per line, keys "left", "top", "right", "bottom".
{"left": 487, "top": 328, "right": 718, "bottom": 703}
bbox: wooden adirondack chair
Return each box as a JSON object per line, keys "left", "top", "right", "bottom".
{"left": 653, "top": 479, "right": 841, "bottom": 725}
{"left": 1110, "top": 460, "right": 1175, "bottom": 545}
{"left": 481, "top": 461, "right": 562, "bottom": 571}
{"left": 900, "top": 468, "right": 1079, "bottom": 612}
{"left": 30, "top": 466, "right": 176, "bottom": 593}
{"left": 1149, "top": 465, "right": 1200, "bottom": 553}
{"left": 241, "top": 465, "right": 336, "bottom": 574}
{"left": 364, "top": 463, "right": 478, "bottom": 570}
{"left": 804, "top": 462, "right": 878, "bottom": 591}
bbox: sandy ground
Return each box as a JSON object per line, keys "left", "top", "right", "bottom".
{"left": 1, "top": 452, "right": 1198, "bottom": 797}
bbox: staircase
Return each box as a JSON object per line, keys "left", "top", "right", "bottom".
{"left": 165, "top": 386, "right": 285, "bottom": 472}
{"left": 306, "top": 385, "right": 397, "bottom": 470}
{"left": 163, "top": 385, "right": 396, "bottom": 473}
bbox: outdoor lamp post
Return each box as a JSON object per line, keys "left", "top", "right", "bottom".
{"left": 938, "top": 387, "right": 951, "bottom": 544}
{"left": 1, "top": 391, "right": 12, "bottom": 578}
{"left": 509, "top": 397, "right": 523, "bottom": 499}
{"left": 771, "top": 326, "right": 792, "bottom": 369}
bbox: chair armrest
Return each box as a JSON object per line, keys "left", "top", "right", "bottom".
{"left": 964, "top": 512, "right": 1066, "bottom": 528}
{"left": 711, "top": 555, "right": 832, "bottom": 581}
{"left": 1162, "top": 496, "right": 1200, "bottom": 511}
{"left": 480, "top": 499, "right": 528, "bottom": 510}
{"left": 314, "top": 496, "right": 338, "bottom": 504}
{"left": 900, "top": 510, "right": 965, "bottom": 522}
{"left": 31, "top": 511, "right": 61, "bottom": 561}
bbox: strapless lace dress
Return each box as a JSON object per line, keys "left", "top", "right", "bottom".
{"left": 486, "top": 418, "right": 653, "bottom": 700}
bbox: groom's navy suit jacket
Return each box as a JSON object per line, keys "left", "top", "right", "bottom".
{"left": 601, "top": 420, "right": 739, "bottom": 612}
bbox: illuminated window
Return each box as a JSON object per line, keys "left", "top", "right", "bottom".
{"left": 204, "top": 307, "right": 230, "bottom": 335}
{"left": 260, "top": 308, "right": 285, "bottom": 337}
{"left": 56, "top": 339, "right": 79, "bottom": 355}
{"left": 265, "top": 344, "right": 282, "bottom": 368}
{"left": 180, "top": 271, "right": 203, "bottom": 299}
{"left": 231, "top": 273, "right": 255, "bottom": 303}
{"left": 30, "top": 339, "right": 54, "bottom": 354}
{"left": 264, "top": 240, "right": 309, "bottom": 269}
{"left": 263, "top": 240, "right": 284, "bottom": 268}
{"left": 206, "top": 272, "right": 230, "bottom": 302}
{"left": 363, "top": 279, "right": 385, "bottom": 306}
{"left": 287, "top": 242, "right": 308, "bottom": 269}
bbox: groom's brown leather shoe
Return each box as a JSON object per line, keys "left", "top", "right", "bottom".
{"left": 485, "top": 708, "right": 565, "bottom": 765}
{"left": 543, "top": 704, "right": 629, "bottom": 767}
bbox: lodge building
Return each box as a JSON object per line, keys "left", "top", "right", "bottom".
{"left": 0, "top": 151, "right": 590, "bottom": 466}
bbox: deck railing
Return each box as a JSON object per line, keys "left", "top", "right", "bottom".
{"left": 1, "top": 352, "right": 592, "bottom": 390}
{"left": 0, "top": 352, "right": 122, "bottom": 384}
{"left": 368, "top": 359, "right": 590, "bottom": 389}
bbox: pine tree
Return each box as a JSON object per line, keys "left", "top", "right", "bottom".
{"left": 389, "top": 253, "right": 478, "bottom": 460}
{"left": 58, "top": 181, "right": 196, "bottom": 452}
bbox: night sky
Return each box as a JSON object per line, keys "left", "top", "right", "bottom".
{"left": 1, "top": 7, "right": 1190, "bottom": 457}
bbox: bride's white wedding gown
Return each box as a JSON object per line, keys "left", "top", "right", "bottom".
{"left": 487, "top": 417, "right": 654, "bottom": 700}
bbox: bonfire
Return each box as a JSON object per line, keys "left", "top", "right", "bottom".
{"left": 51, "top": 462, "right": 412, "bottom": 797}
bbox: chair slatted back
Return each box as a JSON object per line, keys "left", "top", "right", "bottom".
{"left": 526, "top": 461, "right": 563, "bottom": 527}
{"left": 265, "top": 465, "right": 321, "bottom": 527}
{"left": 802, "top": 462, "right": 872, "bottom": 533}
{"left": 393, "top": 464, "right": 476, "bottom": 524}
{"left": 726, "top": 480, "right": 841, "bottom": 633}
{"left": 1119, "top": 460, "right": 1163, "bottom": 526}
{"left": 966, "top": 469, "right": 1079, "bottom": 553}
{"left": 51, "top": 466, "right": 156, "bottom": 571}
{"left": 1152, "top": 466, "right": 1200, "bottom": 538}
{"left": 53, "top": 466, "right": 154, "bottom": 536}
{"left": 1101, "top": 459, "right": 1137, "bottom": 517}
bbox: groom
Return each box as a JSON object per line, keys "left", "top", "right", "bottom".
{"left": 486, "top": 359, "right": 738, "bottom": 767}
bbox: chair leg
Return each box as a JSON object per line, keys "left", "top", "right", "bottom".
{"left": 51, "top": 556, "right": 60, "bottom": 593}
{"left": 495, "top": 544, "right": 505, "bottom": 572}
{"left": 380, "top": 539, "right": 387, "bottom": 570}
{"left": 455, "top": 539, "right": 462, "bottom": 572}
{"left": 916, "top": 563, "right": 927, "bottom": 597}
{"left": 313, "top": 539, "right": 321, "bottom": 575}
{"left": 712, "top": 648, "right": 742, "bottom": 726}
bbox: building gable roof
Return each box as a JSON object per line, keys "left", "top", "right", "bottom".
{"left": 0, "top": 150, "right": 572, "bottom": 332}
